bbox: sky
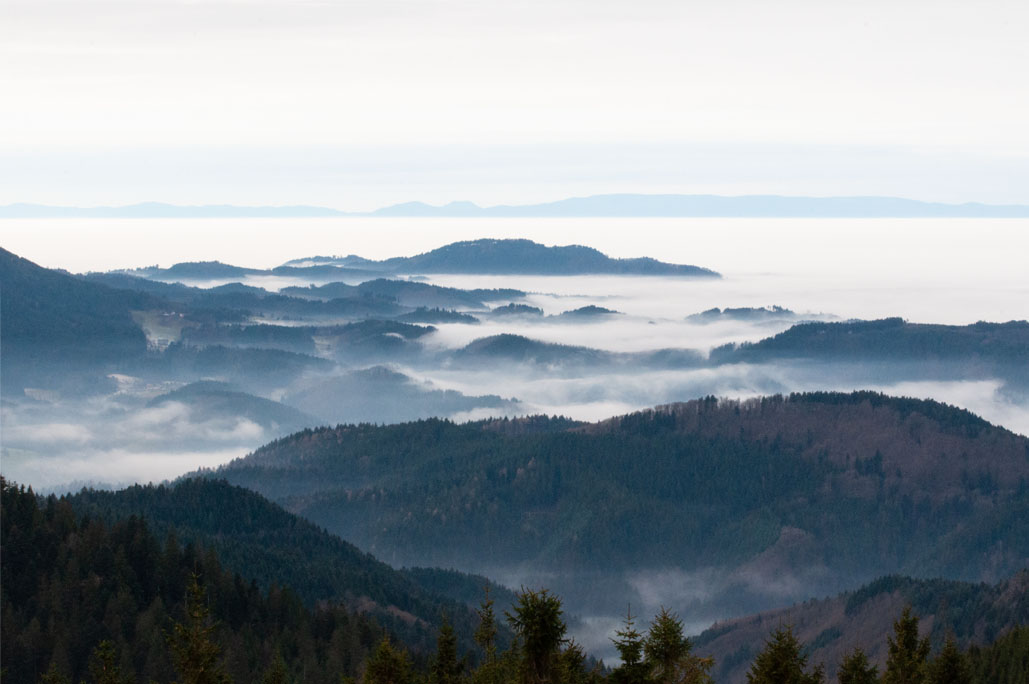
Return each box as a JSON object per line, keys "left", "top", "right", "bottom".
{"left": 2, "top": 0, "right": 1029, "bottom": 209}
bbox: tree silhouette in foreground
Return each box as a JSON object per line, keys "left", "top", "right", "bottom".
{"left": 643, "top": 608, "right": 713, "bottom": 684}
{"left": 883, "top": 606, "right": 930, "bottom": 684}
{"left": 506, "top": 588, "right": 567, "bottom": 684}
{"left": 836, "top": 647, "right": 878, "bottom": 684}
{"left": 611, "top": 606, "right": 648, "bottom": 684}
{"left": 168, "top": 573, "right": 232, "bottom": 684}
{"left": 746, "top": 625, "right": 824, "bottom": 684}
{"left": 364, "top": 637, "right": 414, "bottom": 684}
{"left": 928, "top": 636, "right": 972, "bottom": 684}
{"left": 430, "top": 616, "right": 463, "bottom": 684}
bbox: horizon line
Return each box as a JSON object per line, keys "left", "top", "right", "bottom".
{"left": 3, "top": 192, "right": 1029, "bottom": 218}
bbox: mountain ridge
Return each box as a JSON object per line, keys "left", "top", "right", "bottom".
{"left": 6, "top": 193, "right": 1029, "bottom": 217}
{"left": 208, "top": 391, "right": 1029, "bottom": 627}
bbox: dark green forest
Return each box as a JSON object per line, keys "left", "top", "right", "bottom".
{"left": 1, "top": 478, "right": 385, "bottom": 684}
{"left": 64, "top": 479, "right": 498, "bottom": 654}
{"left": 3, "top": 478, "right": 1025, "bottom": 684}
{"left": 211, "top": 393, "right": 1029, "bottom": 583}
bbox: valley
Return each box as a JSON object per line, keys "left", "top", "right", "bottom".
{"left": 2, "top": 230, "right": 1027, "bottom": 682}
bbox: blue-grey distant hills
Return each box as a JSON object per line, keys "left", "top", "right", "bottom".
{"left": 285, "top": 238, "right": 720, "bottom": 276}
{"left": 102, "top": 239, "right": 716, "bottom": 278}
{"left": 5, "top": 193, "right": 1029, "bottom": 217}
{"left": 371, "top": 194, "right": 1029, "bottom": 217}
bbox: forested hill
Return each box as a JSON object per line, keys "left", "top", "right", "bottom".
{"left": 694, "top": 570, "right": 1029, "bottom": 684}
{"left": 288, "top": 239, "right": 720, "bottom": 276}
{"left": 711, "top": 318, "right": 1029, "bottom": 367}
{"left": 66, "top": 478, "right": 508, "bottom": 653}
{"left": 1, "top": 478, "right": 388, "bottom": 684}
{"left": 212, "top": 392, "right": 1029, "bottom": 615}
{"left": 0, "top": 247, "right": 161, "bottom": 391}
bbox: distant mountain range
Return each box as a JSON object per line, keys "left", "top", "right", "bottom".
{"left": 5, "top": 193, "right": 1029, "bottom": 217}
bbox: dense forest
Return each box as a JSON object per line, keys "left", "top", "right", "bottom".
{"left": 211, "top": 393, "right": 1029, "bottom": 590}
{"left": 1, "top": 478, "right": 386, "bottom": 683}
{"left": 710, "top": 319, "right": 1029, "bottom": 385}
{"left": 63, "top": 478, "right": 497, "bottom": 654}
{"left": 3, "top": 478, "right": 1025, "bottom": 684}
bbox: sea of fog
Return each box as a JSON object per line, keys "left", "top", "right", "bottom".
{"left": 3, "top": 216, "right": 1028, "bottom": 324}
{"left": 2, "top": 216, "right": 1028, "bottom": 490}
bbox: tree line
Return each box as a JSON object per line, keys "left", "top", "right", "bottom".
{"left": 3, "top": 479, "right": 1025, "bottom": 684}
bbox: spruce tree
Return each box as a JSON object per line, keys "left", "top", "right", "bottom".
{"left": 473, "top": 601, "right": 503, "bottom": 684}
{"left": 927, "top": 636, "right": 971, "bottom": 684}
{"left": 836, "top": 647, "right": 877, "bottom": 684}
{"left": 643, "top": 608, "right": 713, "bottom": 684}
{"left": 262, "top": 655, "right": 291, "bottom": 684}
{"left": 746, "top": 625, "right": 824, "bottom": 684}
{"left": 506, "top": 588, "right": 567, "bottom": 684}
{"left": 364, "top": 637, "right": 413, "bottom": 684}
{"left": 475, "top": 586, "right": 499, "bottom": 667}
{"left": 967, "top": 625, "right": 1029, "bottom": 684}
{"left": 611, "top": 606, "right": 649, "bottom": 684}
{"left": 558, "top": 640, "right": 590, "bottom": 684}
{"left": 613, "top": 604, "right": 646, "bottom": 678}
{"left": 167, "top": 573, "right": 232, "bottom": 684}
{"left": 883, "top": 607, "right": 930, "bottom": 684}
{"left": 86, "top": 641, "right": 132, "bottom": 684}
{"left": 38, "top": 662, "right": 71, "bottom": 684}
{"left": 431, "top": 616, "right": 463, "bottom": 684}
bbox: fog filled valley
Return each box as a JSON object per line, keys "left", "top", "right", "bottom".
{"left": 2, "top": 222, "right": 1028, "bottom": 683}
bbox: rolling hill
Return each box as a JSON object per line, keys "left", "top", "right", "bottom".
{"left": 208, "top": 392, "right": 1029, "bottom": 621}
{"left": 285, "top": 239, "right": 719, "bottom": 277}
{"left": 66, "top": 478, "right": 510, "bottom": 652}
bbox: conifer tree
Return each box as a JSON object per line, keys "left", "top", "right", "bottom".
{"left": 475, "top": 586, "right": 499, "bottom": 666}
{"left": 431, "top": 616, "right": 463, "bottom": 684}
{"left": 506, "top": 588, "right": 567, "bottom": 684}
{"left": 611, "top": 606, "right": 649, "bottom": 684}
{"left": 558, "top": 640, "right": 590, "bottom": 684}
{"left": 38, "top": 662, "right": 71, "bottom": 684}
{"left": 883, "top": 607, "right": 930, "bottom": 684}
{"left": 836, "top": 647, "right": 877, "bottom": 684}
{"left": 927, "top": 636, "right": 971, "bottom": 684}
{"left": 364, "top": 637, "right": 413, "bottom": 684}
{"left": 262, "top": 654, "right": 291, "bottom": 684}
{"left": 746, "top": 625, "right": 824, "bottom": 684}
{"left": 643, "top": 608, "right": 713, "bottom": 684}
{"left": 86, "top": 641, "right": 132, "bottom": 684}
{"left": 474, "top": 586, "right": 506, "bottom": 684}
{"left": 966, "top": 625, "right": 1029, "bottom": 684}
{"left": 167, "top": 573, "right": 232, "bottom": 684}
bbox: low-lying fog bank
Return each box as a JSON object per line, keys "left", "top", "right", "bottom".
{"left": 6, "top": 360, "right": 1026, "bottom": 491}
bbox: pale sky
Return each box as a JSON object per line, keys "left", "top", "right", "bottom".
{"left": 2, "top": 0, "right": 1028, "bottom": 208}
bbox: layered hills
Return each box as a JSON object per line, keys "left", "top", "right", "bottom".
{"left": 210, "top": 392, "right": 1029, "bottom": 622}
{"left": 1, "top": 477, "right": 514, "bottom": 684}
{"left": 65, "top": 478, "right": 509, "bottom": 650}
